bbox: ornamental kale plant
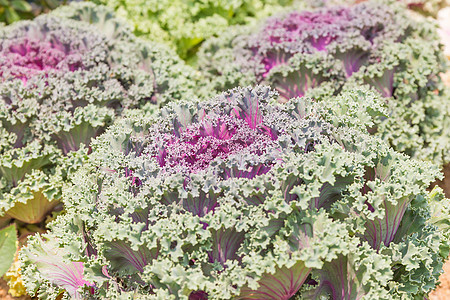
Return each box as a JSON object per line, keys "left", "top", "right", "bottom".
{"left": 0, "top": 3, "right": 197, "bottom": 227}
{"left": 91, "top": 0, "right": 298, "bottom": 61}
{"left": 302, "top": 0, "right": 450, "bottom": 17}
{"left": 198, "top": 0, "right": 450, "bottom": 166}
{"left": 20, "top": 86, "right": 449, "bottom": 299}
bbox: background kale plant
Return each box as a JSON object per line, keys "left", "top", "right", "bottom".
{"left": 0, "top": 2, "right": 198, "bottom": 275}
{"left": 198, "top": 0, "right": 450, "bottom": 169}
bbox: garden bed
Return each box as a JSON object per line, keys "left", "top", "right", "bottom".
{"left": 0, "top": 0, "right": 448, "bottom": 299}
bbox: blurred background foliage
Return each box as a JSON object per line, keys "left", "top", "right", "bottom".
{"left": 0, "top": 0, "right": 61, "bottom": 24}
{"left": 91, "top": 0, "right": 296, "bottom": 63}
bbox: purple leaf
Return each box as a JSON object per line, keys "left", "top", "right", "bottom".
{"left": 237, "top": 261, "right": 310, "bottom": 300}
{"left": 104, "top": 240, "right": 158, "bottom": 275}
{"left": 363, "top": 197, "right": 410, "bottom": 250}
{"left": 260, "top": 50, "right": 293, "bottom": 78}
{"left": 189, "top": 290, "right": 209, "bottom": 300}
{"left": 361, "top": 163, "right": 410, "bottom": 250}
{"left": 23, "top": 236, "right": 94, "bottom": 300}
{"left": 335, "top": 48, "right": 370, "bottom": 77}
{"left": 363, "top": 67, "right": 395, "bottom": 98}
{"left": 270, "top": 66, "right": 327, "bottom": 101}
{"left": 208, "top": 228, "right": 245, "bottom": 268}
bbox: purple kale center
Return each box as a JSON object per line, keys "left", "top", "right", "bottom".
{"left": 155, "top": 114, "right": 277, "bottom": 177}
{"left": 256, "top": 9, "right": 350, "bottom": 75}
{"left": 0, "top": 37, "right": 84, "bottom": 83}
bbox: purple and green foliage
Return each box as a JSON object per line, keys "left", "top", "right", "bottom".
{"left": 0, "top": 3, "right": 197, "bottom": 226}
{"left": 20, "top": 86, "right": 449, "bottom": 299}
{"left": 198, "top": 0, "right": 449, "bottom": 166}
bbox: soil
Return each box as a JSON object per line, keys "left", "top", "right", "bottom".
{"left": 431, "top": 163, "right": 450, "bottom": 198}
{"left": 430, "top": 257, "right": 450, "bottom": 299}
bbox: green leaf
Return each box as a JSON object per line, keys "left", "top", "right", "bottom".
{"left": 5, "top": 6, "right": 20, "bottom": 23}
{"left": 0, "top": 224, "right": 17, "bottom": 276}
{"left": 10, "top": 0, "right": 31, "bottom": 12}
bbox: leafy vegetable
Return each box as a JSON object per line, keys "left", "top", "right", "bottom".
{"left": 0, "top": 3, "right": 197, "bottom": 226}
{"left": 198, "top": 0, "right": 450, "bottom": 166}
{"left": 20, "top": 86, "right": 449, "bottom": 299}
